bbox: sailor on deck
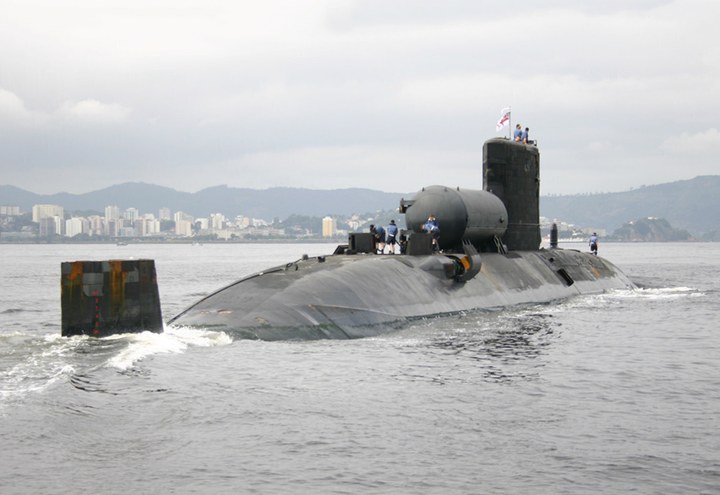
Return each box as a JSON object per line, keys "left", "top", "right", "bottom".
{"left": 370, "top": 224, "right": 386, "bottom": 254}
{"left": 589, "top": 233, "right": 598, "bottom": 256}
{"left": 422, "top": 215, "right": 440, "bottom": 252}
{"left": 386, "top": 220, "right": 399, "bottom": 254}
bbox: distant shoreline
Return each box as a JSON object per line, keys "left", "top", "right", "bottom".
{"left": 0, "top": 238, "right": 707, "bottom": 246}
{"left": 0, "top": 238, "right": 344, "bottom": 245}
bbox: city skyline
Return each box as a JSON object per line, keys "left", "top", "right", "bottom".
{"left": 28, "top": 203, "right": 277, "bottom": 239}
{"left": 5, "top": 200, "right": 593, "bottom": 242}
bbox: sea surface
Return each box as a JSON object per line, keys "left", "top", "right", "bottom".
{"left": 1, "top": 242, "right": 719, "bottom": 495}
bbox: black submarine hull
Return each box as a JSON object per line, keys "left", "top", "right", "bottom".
{"left": 167, "top": 248, "right": 634, "bottom": 340}
{"left": 166, "top": 138, "right": 635, "bottom": 340}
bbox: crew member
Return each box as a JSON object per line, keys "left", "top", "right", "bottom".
{"left": 369, "top": 224, "right": 386, "bottom": 254}
{"left": 386, "top": 220, "right": 399, "bottom": 254}
{"left": 422, "top": 214, "right": 440, "bottom": 252}
{"left": 589, "top": 232, "right": 598, "bottom": 256}
{"left": 513, "top": 124, "right": 522, "bottom": 142}
{"left": 522, "top": 127, "right": 530, "bottom": 144}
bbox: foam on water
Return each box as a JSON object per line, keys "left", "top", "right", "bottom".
{"left": 530, "top": 285, "right": 702, "bottom": 316}
{"left": 611, "top": 286, "right": 699, "bottom": 300}
{"left": 0, "top": 327, "right": 231, "bottom": 410}
{"left": 0, "top": 334, "right": 79, "bottom": 410}
{"left": 106, "top": 326, "right": 232, "bottom": 370}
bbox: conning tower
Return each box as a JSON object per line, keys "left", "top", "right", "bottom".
{"left": 483, "top": 138, "right": 541, "bottom": 251}
{"left": 401, "top": 138, "right": 540, "bottom": 253}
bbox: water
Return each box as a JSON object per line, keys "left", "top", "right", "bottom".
{"left": 1, "top": 242, "right": 719, "bottom": 494}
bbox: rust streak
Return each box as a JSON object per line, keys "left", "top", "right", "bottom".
{"left": 109, "top": 261, "right": 127, "bottom": 317}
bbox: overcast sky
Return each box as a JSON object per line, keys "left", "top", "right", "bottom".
{"left": 1, "top": 0, "right": 718, "bottom": 196}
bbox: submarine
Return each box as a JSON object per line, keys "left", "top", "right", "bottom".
{"left": 163, "top": 138, "right": 635, "bottom": 340}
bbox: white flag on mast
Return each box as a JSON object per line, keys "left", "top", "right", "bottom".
{"left": 496, "top": 107, "right": 511, "bottom": 132}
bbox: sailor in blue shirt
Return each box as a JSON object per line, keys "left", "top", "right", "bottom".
{"left": 386, "top": 220, "right": 399, "bottom": 254}
{"left": 589, "top": 233, "right": 598, "bottom": 256}
{"left": 370, "top": 224, "right": 386, "bottom": 254}
{"left": 422, "top": 214, "right": 440, "bottom": 252}
{"left": 513, "top": 124, "right": 522, "bottom": 141}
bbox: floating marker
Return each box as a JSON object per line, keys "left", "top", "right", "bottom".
{"left": 61, "top": 259, "right": 163, "bottom": 337}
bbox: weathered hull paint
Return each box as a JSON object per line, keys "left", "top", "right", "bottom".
{"left": 168, "top": 248, "right": 634, "bottom": 340}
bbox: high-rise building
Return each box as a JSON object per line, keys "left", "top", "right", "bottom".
{"left": 106, "top": 219, "right": 122, "bottom": 237}
{"left": 210, "top": 213, "right": 226, "bottom": 230}
{"left": 32, "top": 204, "right": 64, "bottom": 223}
{"left": 145, "top": 219, "right": 161, "bottom": 235}
{"left": 105, "top": 206, "right": 121, "bottom": 221}
{"left": 0, "top": 204, "right": 20, "bottom": 216}
{"left": 39, "top": 217, "right": 57, "bottom": 237}
{"left": 65, "top": 217, "right": 89, "bottom": 237}
{"left": 159, "top": 207, "right": 171, "bottom": 221}
{"left": 135, "top": 219, "right": 147, "bottom": 237}
{"left": 124, "top": 207, "right": 139, "bottom": 223}
{"left": 118, "top": 226, "right": 137, "bottom": 237}
{"left": 175, "top": 219, "right": 193, "bottom": 237}
{"left": 88, "top": 215, "right": 104, "bottom": 236}
{"left": 39, "top": 215, "right": 66, "bottom": 236}
{"left": 53, "top": 216, "right": 65, "bottom": 236}
{"left": 322, "top": 216, "right": 337, "bottom": 237}
{"left": 174, "top": 211, "right": 193, "bottom": 223}
{"left": 235, "top": 216, "right": 251, "bottom": 228}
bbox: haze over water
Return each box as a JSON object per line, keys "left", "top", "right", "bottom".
{"left": 1, "top": 242, "right": 719, "bottom": 494}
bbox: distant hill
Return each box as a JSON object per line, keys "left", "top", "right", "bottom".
{"left": 3, "top": 175, "right": 720, "bottom": 233}
{"left": 540, "top": 175, "right": 720, "bottom": 234}
{"left": 610, "top": 218, "right": 695, "bottom": 242}
{"left": 0, "top": 183, "right": 409, "bottom": 220}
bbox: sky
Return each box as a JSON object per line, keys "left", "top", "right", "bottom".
{"left": 1, "top": 0, "right": 718, "bottom": 196}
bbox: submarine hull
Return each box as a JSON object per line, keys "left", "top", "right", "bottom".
{"left": 168, "top": 249, "right": 634, "bottom": 340}
{"left": 167, "top": 139, "right": 634, "bottom": 341}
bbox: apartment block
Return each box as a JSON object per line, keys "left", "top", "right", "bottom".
{"left": 32, "top": 204, "right": 64, "bottom": 223}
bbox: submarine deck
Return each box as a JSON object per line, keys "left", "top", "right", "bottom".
{"left": 167, "top": 249, "right": 635, "bottom": 340}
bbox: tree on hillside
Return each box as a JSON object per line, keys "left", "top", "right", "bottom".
{"left": 277, "top": 215, "right": 322, "bottom": 235}
{"left": 611, "top": 218, "right": 694, "bottom": 242}
{"left": 161, "top": 220, "right": 175, "bottom": 232}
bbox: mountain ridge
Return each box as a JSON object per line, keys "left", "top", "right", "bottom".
{"left": 2, "top": 176, "right": 720, "bottom": 233}
{"left": 540, "top": 175, "right": 720, "bottom": 233}
{"left": 0, "top": 182, "right": 409, "bottom": 221}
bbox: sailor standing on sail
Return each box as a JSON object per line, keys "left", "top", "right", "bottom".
{"left": 513, "top": 124, "right": 523, "bottom": 141}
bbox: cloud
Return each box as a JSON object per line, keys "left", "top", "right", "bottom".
{"left": 0, "top": 91, "right": 130, "bottom": 130}
{"left": 1, "top": 0, "right": 720, "bottom": 197}
{"left": 0, "top": 89, "right": 43, "bottom": 127}
{"left": 328, "top": 0, "right": 673, "bottom": 29}
{"left": 57, "top": 99, "right": 131, "bottom": 124}
{"left": 660, "top": 128, "right": 720, "bottom": 153}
